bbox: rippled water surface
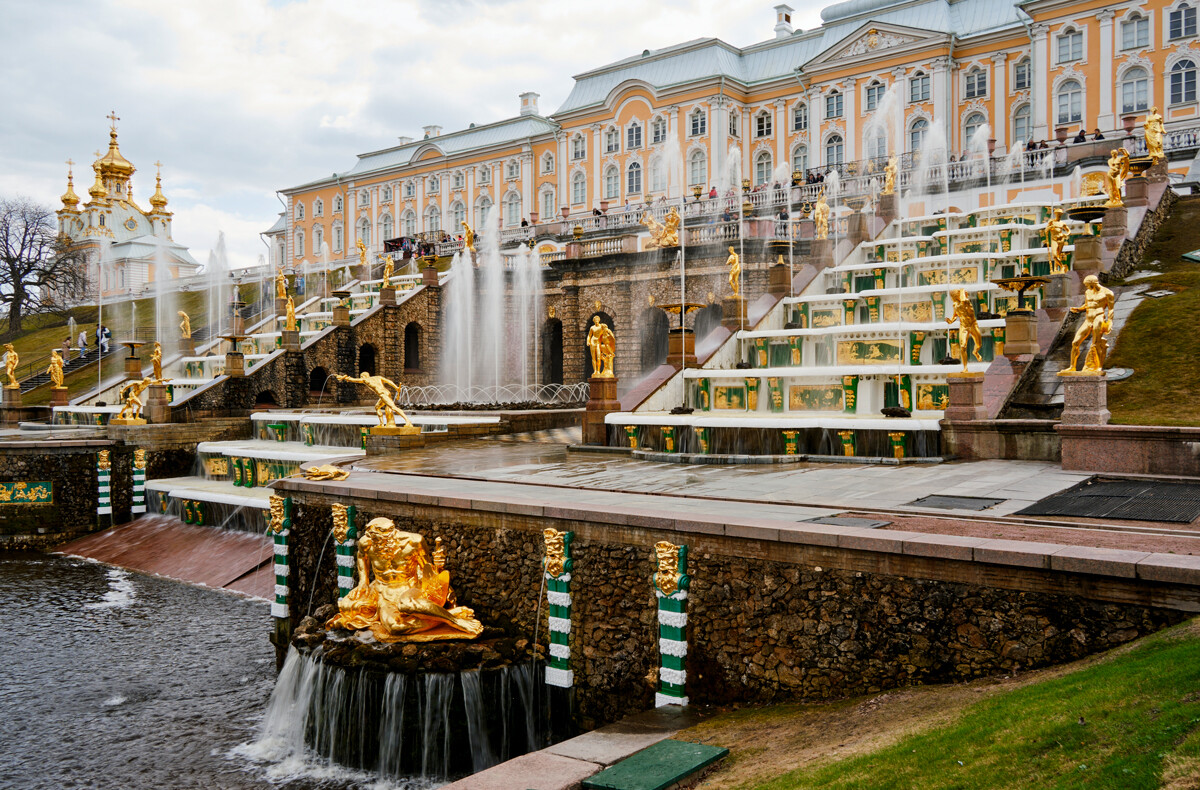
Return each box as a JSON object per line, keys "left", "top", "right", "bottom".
{"left": 0, "top": 552, "right": 396, "bottom": 790}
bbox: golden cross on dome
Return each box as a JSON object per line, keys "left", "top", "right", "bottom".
{"left": 154, "top": 160, "right": 163, "bottom": 176}
{"left": 94, "top": 150, "right": 103, "bottom": 160}
{"left": 107, "top": 110, "right": 120, "bottom": 131}
{"left": 66, "top": 158, "right": 74, "bottom": 174}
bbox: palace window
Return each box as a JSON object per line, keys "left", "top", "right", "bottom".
{"left": 909, "top": 118, "right": 929, "bottom": 152}
{"left": 402, "top": 183, "right": 414, "bottom": 199}
{"left": 475, "top": 198, "right": 492, "bottom": 227}
{"left": 651, "top": 118, "right": 667, "bottom": 144}
{"left": 334, "top": 223, "right": 344, "bottom": 252}
{"left": 1122, "top": 13, "right": 1150, "bottom": 49}
{"left": 401, "top": 212, "right": 415, "bottom": 237}
{"left": 314, "top": 198, "right": 324, "bottom": 216}
{"left": 295, "top": 230, "right": 304, "bottom": 257}
{"left": 504, "top": 193, "right": 521, "bottom": 227}
{"left": 295, "top": 202, "right": 304, "bottom": 220}
{"left": 1172, "top": 59, "right": 1198, "bottom": 103}
{"left": 627, "top": 122, "right": 642, "bottom": 150}
{"left": 358, "top": 218, "right": 370, "bottom": 245}
{"left": 604, "top": 165, "right": 619, "bottom": 199}
{"left": 1013, "top": 104, "right": 1032, "bottom": 145}
{"left": 360, "top": 190, "right": 370, "bottom": 206}
{"left": 754, "top": 150, "right": 772, "bottom": 185}
{"left": 382, "top": 186, "right": 391, "bottom": 202}
{"left": 1013, "top": 58, "right": 1031, "bottom": 90}
{"left": 334, "top": 195, "right": 343, "bottom": 212}
{"left": 792, "top": 144, "right": 808, "bottom": 174}
{"left": 571, "top": 172, "right": 586, "bottom": 204}
{"left": 478, "top": 167, "right": 491, "bottom": 185}
{"left": 1171, "top": 3, "right": 1197, "bottom": 38}
{"left": 627, "top": 162, "right": 642, "bottom": 194}
{"left": 1121, "top": 67, "right": 1150, "bottom": 114}
{"left": 572, "top": 134, "right": 586, "bottom": 160}
{"left": 793, "top": 102, "right": 808, "bottom": 132}
{"left": 866, "top": 127, "right": 887, "bottom": 161}
{"left": 425, "top": 207, "right": 440, "bottom": 234}
{"left": 825, "top": 91, "right": 843, "bottom": 119}
{"left": 909, "top": 71, "right": 930, "bottom": 102}
{"left": 314, "top": 225, "right": 323, "bottom": 255}
{"left": 541, "top": 190, "right": 555, "bottom": 219}
{"left": 825, "top": 134, "right": 844, "bottom": 166}
{"left": 452, "top": 172, "right": 465, "bottom": 189}
{"left": 1057, "top": 79, "right": 1083, "bottom": 123}
{"left": 689, "top": 109, "right": 707, "bottom": 136}
{"left": 964, "top": 112, "right": 987, "bottom": 144}
{"left": 688, "top": 149, "right": 707, "bottom": 185}
{"left": 605, "top": 128, "right": 619, "bottom": 153}
{"left": 1057, "top": 28, "right": 1083, "bottom": 63}
{"left": 542, "top": 153, "right": 554, "bottom": 174}
{"left": 381, "top": 215, "right": 393, "bottom": 241}
{"left": 865, "top": 81, "right": 886, "bottom": 111}
{"left": 506, "top": 160, "right": 520, "bottom": 179}
{"left": 729, "top": 110, "right": 740, "bottom": 137}
{"left": 428, "top": 176, "right": 439, "bottom": 194}
{"left": 965, "top": 68, "right": 987, "bottom": 98}
{"left": 755, "top": 110, "right": 773, "bottom": 138}
{"left": 451, "top": 201, "right": 465, "bottom": 229}
{"left": 650, "top": 158, "right": 666, "bottom": 193}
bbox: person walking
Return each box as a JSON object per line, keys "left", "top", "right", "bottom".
{"left": 62, "top": 337, "right": 72, "bottom": 361}
{"left": 78, "top": 331, "right": 87, "bottom": 358}
{"left": 101, "top": 326, "right": 111, "bottom": 354}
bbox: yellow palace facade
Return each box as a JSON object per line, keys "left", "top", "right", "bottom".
{"left": 274, "top": 0, "right": 1200, "bottom": 263}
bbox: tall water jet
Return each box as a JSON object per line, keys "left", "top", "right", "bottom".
{"left": 478, "top": 206, "right": 505, "bottom": 393}
{"left": 205, "top": 232, "right": 230, "bottom": 350}
{"left": 441, "top": 250, "right": 475, "bottom": 397}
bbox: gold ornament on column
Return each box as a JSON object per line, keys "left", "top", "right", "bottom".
{"left": 654, "top": 541, "right": 683, "bottom": 596}
{"left": 331, "top": 503, "right": 350, "bottom": 543}
{"left": 544, "top": 528, "right": 568, "bottom": 578}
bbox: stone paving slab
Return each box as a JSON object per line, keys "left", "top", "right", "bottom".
{"left": 545, "top": 706, "right": 706, "bottom": 768}
{"left": 582, "top": 739, "right": 728, "bottom": 790}
{"left": 440, "top": 751, "right": 601, "bottom": 790}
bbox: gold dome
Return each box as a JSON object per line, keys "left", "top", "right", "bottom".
{"left": 60, "top": 163, "right": 80, "bottom": 210}
{"left": 87, "top": 160, "right": 108, "bottom": 202}
{"left": 97, "top": 129, "right": 135, "bottom": 180}
{"left": 149, "top": 163, "right": 169, "bottom": 212}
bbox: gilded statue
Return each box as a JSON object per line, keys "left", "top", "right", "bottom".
{"left": 285, "top": 294, "right": 297, "bottom": 332}
{"left": 275, "top": 267, "right": 287, "bottom": 300}
{"left": 326, "top": 517, "right": 484, "bottom": 642}
{"left": 461, "top": 221, "right": 475, "bottom": 252}
{"left": 302, "top": 464, "right": 350, "bottom": 481}
{"left": 334, "top": 371, "right": 419, "bottom": 432}
{"left": 332, "top": 503, "right": 352, "bottom": 543}
{"left": 356, "top": 238, "right": 369, "bottom": 269}
{"left": 813, "top": 192, "right": 830, "bottom": 240}
{"left": 48, "top": 349, "right": 64, "bottom": 389}
{"left": 116, "top": 376, "right": 153, "bottom": 421}
{"left": 945, "top": 289, "right": 983, "bottom": 373}
{"left": 1060, "top": 274, "right": 1116, "bottom": 375}
{"left": 641, "top": 207, "right": 680, "bottom": 248}
{"left": 1104, "top": 148, "right": 1130, "bottom": 207}
{"left": 178, "top": 310, "right": 192, "bottom": 339}
{"left": 267, "top": 493, "right": 286, "bottom": 535}
{"left": 726, "top": 246, "right": 741, "bottom": 298}
{"left": 1145, "top": 106, "right": 1165, "bottom": 164}
{"left": 381, "top": 254, "right": 394, "bottom": 289}
{"left": 1044, "top": 208, "right": 1071, "bottom": 274}
{"left": 882, "top": 155, "right": 898, "bottom": 196}
{"left": 3, "top": 344, "right": 17, "bottom": 389}
{"left": 654, "top": 540, "right": 688, "bottom": 597}
{"left": 151, "top": 342, "right": 163, "bottom": 381}
{"left": 586, "top": 316, "right": 616, "bottom": 379}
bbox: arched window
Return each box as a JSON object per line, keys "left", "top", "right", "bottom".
{"left": 1013, "top": 58, "right": 1031, "bottom": 90}
{"left": 689, "top": 109, "right": 707, "bottom": 137}
{"left": 425, "top": 206, "right": 440, "bottom": 234}
{"left": 964, "top": 113, "right": 987, "bottom": 144}
{"left": 314, "top": 198, "right": 324, "bottom": 216}
{"left": 754, "top": 150, "right": 772, "bottom": 185}
{"left": 688, "top": 149, "right": 706, "bottom": 186}
{"left": 865, "top": 80, "right": 886, "bottom": 111}
{"left": 401, "top": 211, "right": 415, "bottom": 237}
{"left": 965, "top": 68, "right": 987, "bottom": 99}
{"left": 381, "top": 214, "right": 394, "bottom": 241}
{"left": 825, "top": 90, "right": 843, "bottom": 119}
{"left": 541, "top": 189, "right": 555, "bottom": 220}
{"left": 1056, "top": 79, "right": 1083, "bottom": 124}
{"left": 357, "top": 218, "right": 370, "bottom": 246}
{"left": 824, "top": 134, "right": 844, "bottom": 166}
{"left": 1057, "top": 27, "right": 1083, "bottom": 63}
{"left": 1122, "top": 12, "right": 1149, "bottom": 49}
{"left": 793, "top": 102, "right": 808, "bottom": 132}
{"left": 1121, "top": 67, "right": 1150, "bottom": 114}
{"left": 402, "top": 182, "right": 414, "bottom": 198}
{"left": 604, "top": 128, "right": 619, "bottom": 153}
{"left": 333, "top": 223, "right": 344, "bottom": 252}
{"left": 626, "top": 162, "right": 642, "bottom": 194}
{"left": 572, "top": 134, "right": 586, "bottom": 160}
{"left": 910, "top": 71, "right": 930, "bottom": 102}
{"left": 507, "top": 160, "right": 521, "bottom": 179}
{"left": 334, "top": 195, "right": 343, "bottom": 212}
{"left": 358, "top": 343, "right": 377, "bottom": 377}
{"left": 382, "top": 186, "right": 392, "bottom": 202}
{"left": 627, "top": 121, "right": 642, "bottom": 150}
{"left": 909, "top": 118, "right": 928, "bottom": 152}
{"left": 542, "top": 152, "right": 554, "bottom": 173}
{"left": 604, "top": 166, "right": 619, "bottom": 199}
{"left": 792, "top": 144, "right": 808, "bottom": 174}
{"left": 866, "top": 127, "right": 887, "bottom": 161}
{"left": 571, "top": 171, "right": 586, "bottom": 205}
{"left": 1013, "top": 104, "right": 1032, "bottom": 146}
{"left": 295, "top": 202, "right": 304, "bottom": 220}
{"left": 650, "top": 158, "right": 666, "bottom": 193}
{"left": 450, "top": 201, "right": 465, "bottom": 230}
{"left": 295, "top": 229, "right": 304, "bottom": 257}
{"left": 428, "top": 176, "right": 439, "bottom": 194}
{"left": 651, "top": 118, "right": 667, "bottom": 144}
{"left": 504, "top": 192, "right": 521, "bottom": 226}
{"left": 1172, "top": 59, "right": 1197, "bottom": 103}
{"left": 755, "top": 110, "right": 773, "bottom": 138}
{"left": 1171, "top": 3, "right": 1197, "bottom": 39}
{"left": 475, "top": 197, "right": 492, "bottom": 228}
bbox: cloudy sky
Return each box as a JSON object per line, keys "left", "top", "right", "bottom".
{"left": 0, "top": 0, "right": 827, "bottom": 270}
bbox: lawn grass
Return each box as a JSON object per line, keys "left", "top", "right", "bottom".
{"left": 1107, "top": 195, "right": 1200, "bottom": 425}
{"left": 687, "top": 619, "right": 1200, "bottom": 790}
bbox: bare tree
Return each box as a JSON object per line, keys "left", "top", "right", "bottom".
{"left": 0, "top": 196, "right": 87, "bottom": 335}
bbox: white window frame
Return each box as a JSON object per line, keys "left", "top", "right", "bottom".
{"left": 314, "top": 198, "right": 324, "bottom": 216}
{"left": 503, "top": 193, "right": 521, "bottom": 227}
{"left": 729, "top": 109, "right": 740, "bottom": 138}
{"left": 791, "top": 144, "right": 808, "bottom": 174}
{"left": 825, "top": 91, "right": 843, "bottom": 119}
{"left": 358, "top": 218, "right": 370, "bottom": 245}
{"left": 506, "top": 160, "right": 520, "bottom": 180}
{"left": 908, "top": 117, "right": 929, "bottom": 152}
{"left": 1013, "top": 103, "right": 1032, "bottom": 146}
{"left": 334, "top": 223, "right": 344, "bottom": 252}
{"left": 450, "top": 201, "right": 465, "bottom": 229}
{"left": 651, "top": 118, "right": 667, "bottom": 144}
{"left": 542, "top": 153, "right": 554, "bottom": 174}
{"left": 603, "top": 165, "right": 619, "bottom": 200}
{"left": 540, "top": 189, "right": 555, "bottom": 219}
{"left": 1169, "top": 1, "right": 1198, "bottom": 40}
{"left": 865, "top": 80, "right": 886, "bottom": 111}
{"left": 334, "top": 195, "right": 343, "bottom": 212}
{"left": 964, "top": 67, "right": 988, "bottom": 99}
{"left": 295, "top": 202, "right": 304, "bottom": 220}
{"left": 689, "top": 109, "right": 707, "bottom": 137}
{"left": 626, "top": 121, "right": 642, "bottom": 150}
{"left": 824, "top": 133, "right": 844, "bottom": 166}
{"left": 754, "top": 110, "right": 773, "bottom": 138}
{"left": 753, "top": 150, "right": 772, "bottom": 185}
{"left": 1013, "top": 58, "right": 1031, "bottom": 91}
{"left": 963, "top": 112, "right": 987, "bottom": 144}
{"left": 604, "top": 128, "right": 619, "bottom": 154}
{"left": 572, "top": 134, "right": 586, "bottom": 160}
{"left": 1055, "top": 78, "right": 1084, "bottom": 124}
{"left": 425, "top": 206, "right": 440, "bottom": 234}
{"left": 1122, "top": 12, "right": 1150, "bottom": 50}
{"left": 1119, "top": 66, "right": 1151, "bottom": 115}
{"left": 571, "top": 171, "right": 587, "bottom": 205}
{"left": 428, "top": 176, "right": 439, "bottom": 194}
{"left": 380, "top": 215, "right": 393, "bottom": 241}
{"left": 381, "top": 187, "right": 391, "bottom": 203}
{"left": 793, "top": 102, "right": 808, "bottom": 132}
{"left": 909, "top": 72, "right": 930, "bottom": 103}
{"left": 1171, "top": 56, "right": 1198, "bottom": 104}
{"left": 402, "top": 182, "right": 414, "bottom": 199}
{"left": 626, "top": 161, "right": 642, "bottom": 194}
{"left": 1056, "top": 27, "right": 1084, "bottom": 64}
{"left": 688, "top": 149, "right": 706, "bottom": 186}
{"left": 452, "top": 172, "right": 464, "bottom": 190}
{"left": 401, "top": 212, "right": 415, "bottom": 237}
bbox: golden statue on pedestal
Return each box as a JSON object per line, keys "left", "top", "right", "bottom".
{"left": 275, "top": 267, "right": 287, "bottom": 300}
{"left": 356, "top": 238, "right": 369, "bottom": 269}
{"left": 813, "top": 192, "right": 830, "bottom": 240}
{"left": 48, "top": 349, "right": 64, "bottom": 389}
{"left": 1060, "top": 274, "right": 1116, "bottom": 375}
{"left": 586, "top": 316, "right": 616, "bottom": 379}
{"left": 284, "top": 294, "right": 297, "bottom": 332}
{"left": 334, "top": 371, "right": 419, "bottom": 433}
{"left": 1084, "top": 149, "right": 1130, "bottom": 208}
{"left": 882, "top": 155, "right": 898, "bottom": 196}
{"left": 178, "top": 310, "right": 192, "bottom": 339}
{"left": 151, "top": 342, "right": 163, "bottom": 381}
{"left": 945, "top": 289, "right": 983, "bottom": 373}
{"left": 1044, "top": 208, "right": 1071, "bottom": 274}
{"left": 726, "top": 246, "right": 741, "bottom": 298}
{"left": 461, "top": 221, "right": 475, "bottom": 252}
{"left": 641, "top": 207, "right": 680, "bottom": 248}
{"left": 381, "top": 255, "right": 393, "bottom": 289}
{"left": 115, "top": 376, "right": 154, "bottom": 422}
{"left": 1145, "top": 107, "right": 1165, "bottom": 164}
{"left": 326, "top": 517, "right": 484, "bottom": 642}
{"left": 3, "top": 344, "right": 17, "bottom": 389}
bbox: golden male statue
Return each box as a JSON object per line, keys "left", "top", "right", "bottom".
{"left": 1145, "top": 107, "right": 1165, "bottom": 164}
{"left": 284, "top": 294, "right": 297, "bottom": 332}
{"left": 178, "top": 310, "right": 192, "bottom": 340}
{"left": 3, "top": 344, "right": 17, "bottom": 389}
{"left": 813, "top": 193, "right": 830, "bottom": 240}
{"left": 945, "top": 289, "right": 983, "bottom": 373}
{"left": 275, "top": 267, "right": 287, "bottom": 300}
{"left": 116, "top": 377, "right": 153, "bottom": 421}
{"left": 356, "top": 238, "right": 369, "bottom": 269}
{"left": 48, "top": 350, "right": 65, "bottom": 389}
{"left": 726, "top": 246, "right": 741, "bottom": 297}
{"left": 334, "top": 371, "right": 417, "bottom": 430}
{"left": 381, "top": 254, "right": 394, "bottom": 289}
{"left": 883, "top": 155, "right": 898, "bottom": 195}
{"left": 461, "top": 221, "right": 475, "bottom": 252}
{"left": 1061, "top": 275, "right": 1116, "bottom": 375}
{"left": 326, "top": 517, "right": 484, "bottom": 643}
{"left": 586, "top": 316, "right": 616, "bottom": 378}
{"left": 150, "top": 342, "right": 163, "bottom": 381}
{"left": 1044, "top": 208, "right": 1071, "bottom": 274}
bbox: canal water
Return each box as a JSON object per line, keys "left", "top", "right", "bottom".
{"left": 0, "top": 552, "right": 430, "bottom": 790}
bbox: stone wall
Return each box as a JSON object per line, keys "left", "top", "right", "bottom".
{"left": 1059, "top": 423, "right": 1200, "bottom": 475}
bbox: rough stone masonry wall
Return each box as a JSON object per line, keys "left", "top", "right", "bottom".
{"left": 281, "top": 490, "right": 1185, "bottom": 730}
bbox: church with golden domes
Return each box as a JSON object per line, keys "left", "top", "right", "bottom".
{"left": 56, "top": 114, "right": 201, "bottom": 301}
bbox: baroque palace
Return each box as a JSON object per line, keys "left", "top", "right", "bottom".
{"left": 271, "top": 0, "right": 1199, "bottom": 264}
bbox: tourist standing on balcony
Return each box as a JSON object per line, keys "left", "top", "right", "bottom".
{"left": 1093, "top": 129, "right": 1105, "bottom": 141}
{"left": 708, "top": 186, "right": 717, "bottom": 199}
{"left": 1072, "top": 129, "right": 1087, "bottom": 144}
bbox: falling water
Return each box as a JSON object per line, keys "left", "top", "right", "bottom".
{"left": 152, "top": 236, "right": 178, "bottom": 350}
{"left": 442, "top": 250, "right": 475, "bottom": 396}
{"left": 912, "top": 122, "right": 949, "bottom": 216}
{"left": 206, "top": 233, "right": 230, "bottom": 347}
{"left": 965, "top": 122, "right": 992, "bottom": 212}
{"left": 511, "top": 243, "right": 542, "bottom": 393}
{"left": 479, "top": 207, "right": 505, "bottom": 392}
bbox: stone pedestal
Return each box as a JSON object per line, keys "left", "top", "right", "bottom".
{"left": 365, "top": 430, "right": 427, "bottom": 456}
{"left": 876, "top": 193, "right": 898, "bottom": 226}
{"left": 50, "top": 387, "right": 69, "bottom": 407}
{"left": 1101, "top": 205, "right": 1128, "bottom": 256}
{"left": 332, "top": 304, "right": 351, "bottom": 327}
{"left": 1124, "top": 175, "right": 1149, "bottom": 207}
{"left": 584, "top": 375, "right": 620, "bottom": 446}
{"left": 809, "top": 238, "right": 833, "bottom": 268}
{"left": 1060, "top": 374, "right": 1110, "bottom": 425}
{"left": 1003, "top": 311, "right": 1040, "bottom": 355}
{"left": 178, "top": 338, "right": 196, "bottom": 357}
{"left": 1, "top": 387, "right": 22, "bottom": 423}
{"left": 280, "top": 329, "right": 301, "bottom": 352}
{"left": 109, "top": 416, "right": 147, "bottom": 426}
{"left": 230, "top": 315, "right": 245, "bottom": 336}
{"left": 145, "top": 383, "right": 170, "bottom": 424}
{"left": 1042, "top": 274, "right": 1071, "bottom": 309}
{"left": 944, "top": 373, "right": 987, "bottom": 422}
{"left": 422, "top": 266, "right": 439, "bottom": 286}
{"left": 721, "top": 296, "right": 748, "bottom": 330}
{"left": 378, "top": 286, "right": 396, "bottom": 306}
{"left": 275, "top": 296, "right": 288, "bottom": 316}
{"left": 668, "top": 327, "right": 698, "bottom": 367}
{"left": 1072, "top": 235, "right": 1102, "bottom": 274}
{"left": 768, "top": 262, "right": 790, "bottom": 295}
{"left": 124, "top": 355, "right": 143, "bottom": 379}
{"left": 225, "top": 351, "right": 245, "bottom": 378}
{"left": 846, "top": 212, "right": 870, "bottom": 245}
{"left": 1145, "top": 157, "right": 1170, "bottom": 184}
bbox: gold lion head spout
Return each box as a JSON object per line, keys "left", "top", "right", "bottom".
{"left": 654, "top": 540, "right": 689, "bottom": 597}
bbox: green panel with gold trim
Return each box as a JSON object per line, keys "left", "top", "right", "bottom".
{"left": 836, "top": 340, "right": 902, "bottom": 365}
{"left": 713, "top": 385, "right": 748, "bottom": 410}
{"left": 0, "top": 481, "right": 53, "bottom": 504}
{"left": 882, "top": 301, "right": 934, "bottom": 323}
{"left": 811, "top": 309, "right": 841, "bottom": 328}
{"left": 915, "top": 383, "right": 950, "bottom": 411}
{"left": 920, "top": 267, "right": 979, "bottom": 287}
{"left": 789, "top": 384, "right": 843, "bottom": 411}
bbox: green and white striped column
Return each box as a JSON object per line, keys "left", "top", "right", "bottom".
{"left": 269, "top": 494, "right": 292, "bottom": 620}
{"left": 131, "top": 449, "right": 147, "bottom": 514}
{"left": 332, "top": 504, "right": 357, "bottom": 598}
{"left": 96, "top": 450, "right": 112, "bottom": 516}
{"left": 544, "top": 529, "right": 574, "bottom": 689}
{"left": 654, "top": 541, "right": 690, "bottom": 708}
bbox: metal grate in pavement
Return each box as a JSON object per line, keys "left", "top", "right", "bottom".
{"left": 906, "top": 495, "right": 1005, "bottom": 511}
{"left": 1016, "top": 477, "right": 1200, "bottom": 523}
